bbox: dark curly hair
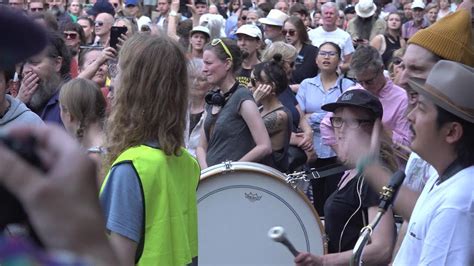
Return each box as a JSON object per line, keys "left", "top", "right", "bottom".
{"left": 252, "top": 53, "right": 288, "bottom": 95}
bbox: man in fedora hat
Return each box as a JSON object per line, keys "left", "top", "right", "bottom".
{"left": 258, "top": 9, "right": 289, "bottom": 44}
{"left": 333, "top": 60, "right": 474, "bottom": 265}
{"left": 393, "top": 61, "right": 474, "bottom": 264}
{"left": 346, "top": 0, "right": 385, "bottom": 46}
{"left": 388, "top": 8, "right": 474, "bottom": 258}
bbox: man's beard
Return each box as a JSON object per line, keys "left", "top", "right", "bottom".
{"left": 354, "top": 16, "right": 375, "bottom": 40}
{"left": 29, "top": 74, "right": 61, "bottom": 113}
{"left": 241, "top": 51, "right": 250, "bottom": 59}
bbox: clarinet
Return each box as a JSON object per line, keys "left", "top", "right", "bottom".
{"left": 350, "top": 171, "right": 406, "bottom": 266}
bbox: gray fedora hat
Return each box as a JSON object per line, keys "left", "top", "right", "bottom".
{"left": 408, "top": 60, "right": 474, "bottom": 123}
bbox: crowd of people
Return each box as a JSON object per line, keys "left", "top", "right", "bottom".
{"left": 0, "top": 0, "right": 473, "bottom": 264}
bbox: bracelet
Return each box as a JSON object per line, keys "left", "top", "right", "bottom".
{"left": 356, "top": 154, "right": 378, "bottom": 174}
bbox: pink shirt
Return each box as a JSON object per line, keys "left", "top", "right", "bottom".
{"left": 320, "top": 79, "right": 412, "bottom": 147}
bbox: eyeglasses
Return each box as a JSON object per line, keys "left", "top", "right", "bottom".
{"left": 211, "top": 38, "right": 233, "bottom": 61}
{"left": 64, "top": 32, "right": 78, "bottom": 39}
{"left": 95, "top": 21, "right": 104, "bottom": 26}
{"left": 392, "top": 57, "right": 403, "bottom": 66}
{"left": 318, "top": 51, "right": 338, "bottom": 57}
{"left": 330, "top": 117, "right": 374, "bottom": 129}
{"left": 281, "top": 29, "right": 296, "bottom": 36}
{"left": 356, "top": 72, "right": 380, "bottom": 86}
{"left": 112, "top": 3, "right": 119, "bottom": 7}
{"left": 30, "top": 7, "right": 44, "bottom": 11}
{"left": 240, "top": 15, "right": 247, "bottom": 21}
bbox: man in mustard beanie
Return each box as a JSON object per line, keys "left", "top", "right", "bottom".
{"left": 399, "top": 8, "right": 474, "bottom": 92}
{"left": 387, "top": 7, "right": 473, "bottom": 259}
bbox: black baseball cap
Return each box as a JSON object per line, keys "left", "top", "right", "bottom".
{"left": 321, "top": 89, "right": 383, "bottom": 119}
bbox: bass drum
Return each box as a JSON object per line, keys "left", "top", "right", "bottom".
{"left": 198, "top": 162, "right": 326, "bottom": 265}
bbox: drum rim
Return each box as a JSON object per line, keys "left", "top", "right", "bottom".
{"left": 200, "top": 161, "right": 328, "bottom": 254}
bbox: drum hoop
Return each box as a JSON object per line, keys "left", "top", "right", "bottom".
{"left": 200, "top": 161, "right": 328, "bottom": 254}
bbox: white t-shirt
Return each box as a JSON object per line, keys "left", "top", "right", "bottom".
{"left": 393, "top": 165, "right": 474, "bottom": 265}
{"left": 308, "top": 27, "right": 355, "bottom": 57}
{"left": 403, "top": 152, "right": 437, "bottom": 192}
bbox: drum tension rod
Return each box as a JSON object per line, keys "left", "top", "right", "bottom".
{"left": 285, "top": 166, "right": 347, "bottom": 189}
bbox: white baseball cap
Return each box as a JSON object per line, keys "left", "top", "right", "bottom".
{"left": 411, "top": 0, "right": 426, "bottom": 10}
{"left": 190, "top": 26, "right": 211, "bottom": 39}
{"left": 236, "top": 24, "right": 262, "bottom": 40}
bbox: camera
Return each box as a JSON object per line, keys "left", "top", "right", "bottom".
{"left": 0, "top": 134, "right": 43, "bottom": 244}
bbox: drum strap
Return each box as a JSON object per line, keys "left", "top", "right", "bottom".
{"left": 306, "top": 164, "right": 348, "bottom": 180}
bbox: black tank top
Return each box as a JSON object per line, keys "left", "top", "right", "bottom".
{"left": 381, "top": 34, "right": 401, "bottom": 69}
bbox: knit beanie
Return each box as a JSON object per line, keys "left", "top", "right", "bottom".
{"left": 408, "top": 9, "right": 474, "bottom": 67}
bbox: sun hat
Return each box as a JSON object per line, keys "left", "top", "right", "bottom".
{"left": 355, "top": 0, "right": 377, "bottom": 18}
{"left": 408, "top": 61, "right": 474, "bottom": 123}
{"left": 258, "top": 9, "right": 289, "bottom": 27}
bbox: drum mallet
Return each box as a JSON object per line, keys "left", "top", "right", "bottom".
{"left": 268, "top": 226, "right": 299, "bottom": 257}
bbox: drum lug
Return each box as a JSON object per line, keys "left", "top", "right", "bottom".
{"left": 223, "top": 160, "right": 233, "bottom": 172}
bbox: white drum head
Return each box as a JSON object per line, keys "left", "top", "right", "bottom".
{"left": 198, "top": 162, "right": 326, "bottom": 265}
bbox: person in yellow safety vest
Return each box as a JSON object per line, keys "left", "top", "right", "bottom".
{"left": 99, "top": 34, "right": 200, "bottom": 266}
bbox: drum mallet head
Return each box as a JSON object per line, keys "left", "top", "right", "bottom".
{"left": 268, "top": 226, "right": 299, "bottom": 257}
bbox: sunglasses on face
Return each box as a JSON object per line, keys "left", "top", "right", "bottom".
{"left": 240, "top": 15, "right": 247, "bottom": 20}
{"left": 95, "top": 21, "right": 104, "bottom": 26}
{"left": 211, "top": 38, "right": 233, "bottom": 61}
{"left": 30, "top": 7, "right": 44, "bottom": 11}
{"left": 64, "top": 32, "right": 78, "bottom": 39}
{"left": 112, "top": 3, "right": 119, "bottom": 7}
{"left": 281, "top": 29, "right": 296, "bottom": 36}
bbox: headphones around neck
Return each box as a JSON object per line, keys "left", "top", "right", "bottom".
{"left": 205, "top": 82, "right": 239, "bottom": 107}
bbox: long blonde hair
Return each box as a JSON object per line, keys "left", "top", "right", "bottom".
{"left": 104, "top": 34, "right": 189, "bottom": 168}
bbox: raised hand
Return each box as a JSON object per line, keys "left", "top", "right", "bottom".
{"left": 17, "top": 71, "right": 39, "bottom": 104}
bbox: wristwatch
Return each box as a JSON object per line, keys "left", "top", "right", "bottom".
{"left": 169, "top": 10, "right": 178, "bottom": 17}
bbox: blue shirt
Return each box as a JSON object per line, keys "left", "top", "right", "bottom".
{"left": 100, "top": 163, "right": 143, "bottom": 243}
{"left": 296, "top": 75, "right": 354, "bottom": 158}
{"left": 39, "top": 90, "right": 63, "bottom": 126}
